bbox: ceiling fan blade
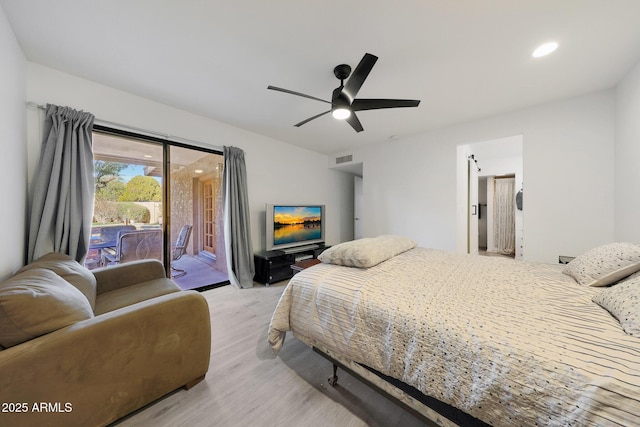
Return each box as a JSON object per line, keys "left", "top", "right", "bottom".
{"left": 345, "top": 112, "right": 364, "bottom": 133}
{"left": 342, "top": 53, "right": 378, "bottom": 102}
{"left": 268, "top": 85, "right": 331, "bottom": 104}
{"left": 294, "top": 110, "right": 331, "bottom": 127}
{"left": 351, "top": 98, "right": 421, "bottom": 111}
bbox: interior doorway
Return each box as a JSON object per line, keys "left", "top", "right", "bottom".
{"left": 480, "top": 175, "right": 516, "bottom": 257}
{"left": 354, "top": 175, "right": 363, "bottom": 240}
{"left": 478, "top": 177, "right": 488, "bottom": 251}
{"left": 456, "top": 135, "right": 523, "bottom": 258}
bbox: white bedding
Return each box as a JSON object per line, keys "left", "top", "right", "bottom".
{"left": 268, "top": 247, "right": 640, "bottom": 426}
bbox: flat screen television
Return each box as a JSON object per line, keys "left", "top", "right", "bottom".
{"left": 266, "top": 204, "right": 325, "bottom": 252}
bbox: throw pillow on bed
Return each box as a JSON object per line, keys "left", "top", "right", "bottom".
{"left": 593, "top": 273, "right": 640, "bottom": 336}
{"left": 318, "top": 235, "right": 416, "bottom": 268}
{"left": 563, "top": 242, "right": 640, "bottom": 287}
{"left": 0, "top": 268, "right": 94, "bottom": 348}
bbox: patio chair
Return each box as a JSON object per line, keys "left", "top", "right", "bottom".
{"left": 92, "top": 225, "right": 137, "bottom": 248}
{"left": 101, "top": 229, "right": 163, "bottom": 266}
{"left": 171, "top": 225, "right": 192, "bottom": 278}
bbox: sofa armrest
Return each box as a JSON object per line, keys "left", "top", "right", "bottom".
{"left": 92, "top": 259, "right": 167, "bottom": 294}
{"left": 0, "top": 291, "right": 210, "bottom": 427}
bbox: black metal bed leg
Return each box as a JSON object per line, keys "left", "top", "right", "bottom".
{"left": 328, "top": 363, "right": 339, "bottom": 386}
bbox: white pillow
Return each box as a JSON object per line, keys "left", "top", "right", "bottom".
{"left": 562, "top": 242, "right": 640, "bottom": 287}
{"left": 592, "top": 273, "right": 640, "bottom": 336}
{"left": 318, "top": 235, "right": 416, "bottom": 268}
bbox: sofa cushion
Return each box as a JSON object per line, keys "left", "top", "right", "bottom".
{"left": 19, "top": 252, "right": 97, "bottom": 309}
{"left": 0, "top": 268, "right": 94, "bottom": 348}
{"left": 94, "top": 278, "right": 180, "bottom": 315}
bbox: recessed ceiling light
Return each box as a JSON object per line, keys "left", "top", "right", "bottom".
{"left": 532, "top": 42, "right": 558, "bottom": 58}
{"left": 194, "top": 169, "right": 203, "bottom": 174}
{"left": 144, "top": 154, "right": 153, "bottom": 158}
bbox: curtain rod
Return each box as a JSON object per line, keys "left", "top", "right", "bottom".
{"left": 25, "top": 101, "right": 222, "bottom": 151}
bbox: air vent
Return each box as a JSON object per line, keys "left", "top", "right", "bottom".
{"left": 335, "top": 155, "right": 353, "bottom": 164}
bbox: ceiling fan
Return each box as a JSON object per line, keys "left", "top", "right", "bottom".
{"left": 268, "top": 53, "right": 420, "bottom": 133}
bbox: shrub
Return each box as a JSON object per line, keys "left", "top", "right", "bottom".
{"left": 93, "top": 201, "right": 150, "bottom": 224}
{"left": 118, "top": 202, "right": 150, "bottom": 223}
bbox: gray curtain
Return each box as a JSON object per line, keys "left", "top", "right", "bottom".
{"left": 28, "top": 104, "right": 95, "bottom": 263}
{"left": 223, "top": 146, "right": 255, "bottom": 289}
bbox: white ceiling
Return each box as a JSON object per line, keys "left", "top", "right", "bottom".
{"left": 4, "top": 0, "right": 640, "bottom": 155}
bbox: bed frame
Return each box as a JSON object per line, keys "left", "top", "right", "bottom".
{"left": 311, "top": 344, "right": 489, "bottom": 427}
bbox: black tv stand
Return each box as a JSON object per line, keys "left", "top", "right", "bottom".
{"left": 254, "top": 244, "right": 328, "bottom": 286}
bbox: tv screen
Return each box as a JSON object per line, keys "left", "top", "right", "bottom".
{"left": 266, "top": 204, "right": 325, "bottom": 252}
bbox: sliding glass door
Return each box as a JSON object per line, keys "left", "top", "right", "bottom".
{"left": 88, "top": 132, "right": 164, "bottom": 269}
{"left": 168, "top": 145, "right": 227, "bottom": 290}
{"left": 88, "top": 128, "right": 228, "bottom": 290}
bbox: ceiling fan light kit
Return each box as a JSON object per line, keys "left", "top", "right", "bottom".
{"left": 332, "top": 108, "right": 351, "bottom": 120}
{"left": 268, "top": 53, "right": 421, "bottom": 132}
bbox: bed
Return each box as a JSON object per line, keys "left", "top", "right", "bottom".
{"left": 268, "top": 236, "right": 640, "bottom": 426}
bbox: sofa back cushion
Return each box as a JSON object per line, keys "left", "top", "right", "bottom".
{"left": 0, "top": 268, "right": 94, "bottom": 348}
{"left": 18, "top": 252, "right": 97, "bottom": 309}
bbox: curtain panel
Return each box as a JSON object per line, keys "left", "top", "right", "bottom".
{"left": 27, "top": 104, "right": 95, "bottom": 263}
{"left": 492, "top": 177, "right": 516, "bottom": 255}
{"left": 223, "top": 146, "right": 255, "bottom": 289}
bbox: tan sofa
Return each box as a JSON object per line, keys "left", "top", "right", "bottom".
{"left": 0, "top": 252, "right": 211, "bottom": 427}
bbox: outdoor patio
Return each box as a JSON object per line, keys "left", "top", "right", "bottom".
{"left": 170, "top": 254, "right": 229, "bottom": 291}
{"left": 85, "top": 249, "right": 228, "bottom": 291}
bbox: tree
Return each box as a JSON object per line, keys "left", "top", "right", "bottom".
{"left": 94, "top": 161, "right": 127, "bottom": 192}
{"left": 119, "top": 175, "right": 162, "bottom": 202}
{"left": 96, "top": 180, "right": 126, "bottom": 201}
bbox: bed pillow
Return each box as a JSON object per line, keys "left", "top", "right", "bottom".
{"left": 562, "top": 242, "right": 640, "bottom": 287}
{"left": 318, "top": 235, "right": 416, "bottom": 268}
{"left": 18, "top": 252, "right": 97, "bottom": 309}
{"left": 0, "top": 268, "right": 94, "bottom": 348}
{"left": 592, "top": 273, "right": 640, "bottom": 336}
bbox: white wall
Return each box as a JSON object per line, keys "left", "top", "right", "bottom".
{"left": 0, "top": 6, "right": 27, "bottom": 279}
{"left": 352, "top": 90, "right": 616, "bottom": 264}
{"left": 26, "top": 64, "right": 354, "bottom": 254}
{"left": 615, "top": 59, "right": 640, "bottom": 243}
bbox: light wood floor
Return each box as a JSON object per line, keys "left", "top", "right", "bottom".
{"left": 113, "top": 281, "right": 431, "bottom": 426}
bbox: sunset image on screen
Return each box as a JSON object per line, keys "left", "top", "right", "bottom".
{"left": 273, "top": 206, "right": 321, "bottom": 245}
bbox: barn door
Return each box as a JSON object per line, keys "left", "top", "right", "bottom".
{"left": 467, "top": 158, "right": 479, "bottom": 254}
